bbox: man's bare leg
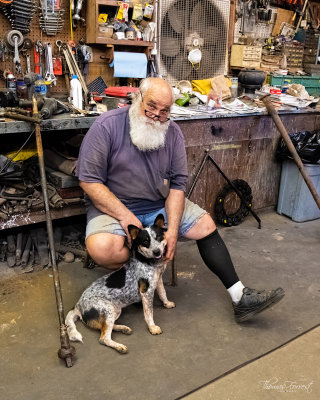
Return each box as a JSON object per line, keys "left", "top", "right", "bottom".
{"left": 86, "top": 233, "right": 129, "bottom": 270}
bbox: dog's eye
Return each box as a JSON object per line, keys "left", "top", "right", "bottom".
{"left": 142, "top": 240, "right": 149, "bottom": 247}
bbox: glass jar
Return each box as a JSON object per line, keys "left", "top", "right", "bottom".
{"left": 16, "top": 79, "right": 28, "bottom": 99}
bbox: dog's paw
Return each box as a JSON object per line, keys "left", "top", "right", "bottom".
{"left": 68, "top": 329, "right": 83, "bottom": 343}
{"left": 163, "top": 301, "right": 176, "bottom": 309}
{"left": 149, "top": 325, "right": 162, "bottom": 335}
{"left": 116, "top": 344, "right": 128, "bottom": 354}
{"left": 123, "top": 327, "right": 132, "bottom": 335}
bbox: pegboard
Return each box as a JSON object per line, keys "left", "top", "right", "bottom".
{"left": 0, "top": 0, "right": 87, "bottom": 94}
{"left": 234, "top": 6, "right": 277, "bottom": 43}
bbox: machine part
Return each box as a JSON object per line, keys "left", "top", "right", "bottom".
{"left": 262, "top": 94, "right": 320, "bottom": 211}
{"left": 40, "top": 97, "right": 57, "bottom": 118}
{"left": 23, "top": 71, "right": 39, "bottom": 99}
{"left": 0, "top": 89, "right": 18, "bottom": 107}
{"left": 22, "top": 37, "right": 33, "bottom": 50}
{"left": 32, "top": 96, "right": 75, "bottom": 367}
{"left": 215, "top": 179, "right": 253, "bottom": 227}
{"left": 4, "top": 29, "right": 23, "bottom": 48}
{"left": 19, "top": 96, "right": 44, "bottom": 109}
{"left": 187, "top": 149, "right": 261, "bottom": 229}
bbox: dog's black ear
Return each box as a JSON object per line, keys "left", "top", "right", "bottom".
{"left": 128, "top": 225, "right": 140, "bottom": 240}
{"left": 154, "top": 214, "right": 165, "bottom": 228}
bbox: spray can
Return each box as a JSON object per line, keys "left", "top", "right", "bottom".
{"left": 6, "top": 72, "right": 16, "bottom": 93}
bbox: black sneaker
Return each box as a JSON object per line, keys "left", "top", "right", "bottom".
{"left": 233, "top": 287, "right": 285, "bottom": 322}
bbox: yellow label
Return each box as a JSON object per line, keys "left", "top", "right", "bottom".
{"left": 116, "top": 7, "right": 123, "bottom": 20}
{"left": 212, "top": 144, "right": 241, "bottom": 150}
{"left": 98, "top": 13, "right": 108, "bottom": 23}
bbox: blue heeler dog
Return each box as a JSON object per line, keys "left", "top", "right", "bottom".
{"left": 65, "top": 214, "right": 175, "bottom": 353}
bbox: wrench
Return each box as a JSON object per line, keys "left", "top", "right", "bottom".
{"left": 26, "top": 53, "right": 31, "bottom": 73}
{"left": 13, "top": 36, "right": 21, "bottom": 73}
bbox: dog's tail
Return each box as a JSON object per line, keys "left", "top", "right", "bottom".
{"left": 65, "top": 307, "right": 83, "bottom": 343}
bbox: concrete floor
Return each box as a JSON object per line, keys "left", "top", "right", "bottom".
{"left": 0, "top": 211, "right": 319, "bottom": 400}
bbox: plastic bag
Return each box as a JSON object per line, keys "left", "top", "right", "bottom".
{"left": 276, "top": 130, "right": 320, "bottom": 164}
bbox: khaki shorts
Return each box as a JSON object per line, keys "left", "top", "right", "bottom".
{"left": 86, "top": 198, "right": 207, "bottom": 239}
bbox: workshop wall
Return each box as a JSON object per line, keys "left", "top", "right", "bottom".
{"left": 0, "top": 0, "right": 118, "bottom": 95}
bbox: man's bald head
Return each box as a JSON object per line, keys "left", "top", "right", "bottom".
{"left": 139, "top": 77, "right": 174, "bottom": 106}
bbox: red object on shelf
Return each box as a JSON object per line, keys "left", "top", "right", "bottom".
{"left": 105, "top": 86, "right": 139, "bottom": 98}
{"left": 270, "top": 88, "right": 282, "bottom": 94}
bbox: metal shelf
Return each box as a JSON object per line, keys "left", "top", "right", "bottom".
{"left": 0, "top": 203, "right": 86, "bottom": 231}
{"left": 0, "top": 115, "right": 97, "bottom": 135}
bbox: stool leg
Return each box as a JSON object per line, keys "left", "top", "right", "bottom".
{"left": 171, "top": 255, "right": 178, "bottom": 286}
{"left": 83, "top": 249, "right": 90, "bottom": 269}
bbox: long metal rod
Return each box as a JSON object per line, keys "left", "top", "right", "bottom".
{"left": 262, "top": 94, "right": 320, "bottom": 210}
{"left": 186, "top": 150, "right": 209, "bottom": 199}
{"left": 32, "top": 97, "right": 75, "bottom": 367}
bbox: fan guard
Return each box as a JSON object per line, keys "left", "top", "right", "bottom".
{"left": 159, "top": 0, "right": 230, "bottom": 84}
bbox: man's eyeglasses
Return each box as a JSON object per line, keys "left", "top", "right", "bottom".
{"left": 144, "top": 109, "right": 170, "bottom": 122}
{"left": 140, "top": 91, "right": 170, "bottom": 122}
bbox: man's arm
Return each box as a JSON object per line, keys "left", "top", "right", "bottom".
{"left": 164, "top": 188, "right": 185, "bottom": 261}
{"left": 80, "top": 181, "right": 142, "bottom": 240}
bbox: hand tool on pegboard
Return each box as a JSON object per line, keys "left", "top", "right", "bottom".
{"left": 62, "top": 42, "right": 88, "bottom": 104}
{"left": 262, "top": 94, "right": 320, "bottom": 211}
{"left": 39, "top": 0, "right": 65, "bottom": 36}
{"left": 4, "top": 29, "right": 24, "bottom": 73}
{"left": 1, "top": 0, "right": 36, "bottom": 34}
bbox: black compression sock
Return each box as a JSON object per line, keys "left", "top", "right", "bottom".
{"left": 196, "top": 229, "right": 240, "bottom": 289}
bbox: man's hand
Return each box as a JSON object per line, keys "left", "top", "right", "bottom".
{"left": 119, "top": 213, "right": 143, "bottom": 246}
{"left": 164, "top": 230, "right": 178, "bottom": 262}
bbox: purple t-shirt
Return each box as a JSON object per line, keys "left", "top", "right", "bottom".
{"left": 76, "top": 107, "right": 188, "bottom": 220}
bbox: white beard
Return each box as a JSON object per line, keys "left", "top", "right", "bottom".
{"left": 129, "top": 99, "right": 170, "bottom": 151}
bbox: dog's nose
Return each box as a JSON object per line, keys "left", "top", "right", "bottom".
{"left": 153, "top": 249, "right": 161, "bottom": 257}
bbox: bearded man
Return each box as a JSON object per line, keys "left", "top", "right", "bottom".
{"left": 76, "top": 77, "right": 284, "bottom": 322}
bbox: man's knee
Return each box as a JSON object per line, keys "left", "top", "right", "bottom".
{"left": 184, "top": 213, "right": 216, "bottom": 240}
{"left": 86, "top": 233, "right": 129, "bottom": 268}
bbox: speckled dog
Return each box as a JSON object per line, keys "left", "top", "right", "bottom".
{"left": 65, "top": 214, "right": 175, "bottom": 354}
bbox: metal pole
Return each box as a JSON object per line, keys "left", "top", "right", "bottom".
{"left": 32, "top": 96, "right": 75, "bottom": 367}
{"left": 186, "top": 150, "right": 209, "bottom": 199}
{"left": 262, "top": 94, "right": 320, "bottom": 210}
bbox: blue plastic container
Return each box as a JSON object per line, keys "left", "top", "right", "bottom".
{"left": 277, "top": 160, "right": 320, "bottom": 222}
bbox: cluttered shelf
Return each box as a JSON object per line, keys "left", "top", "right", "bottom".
{"left": 0, "top": 115, "right": 97, "bottom": 135}
{"left": 92, "top": 38, "right": 155, "bottom": 46}
{"left": 1, "top": 106, "right": 320, "bottom": 134}
{"left": 0, "top": 203, "right": 86, "bottom": 231}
